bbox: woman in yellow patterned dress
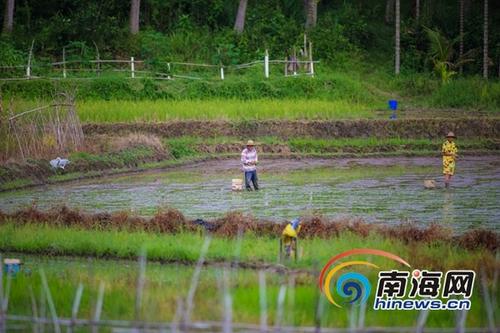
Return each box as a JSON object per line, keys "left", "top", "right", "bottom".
{"left": 442, "top": 132, "right": 458, "bottom": 188}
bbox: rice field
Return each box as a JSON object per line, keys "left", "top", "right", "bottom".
{"left": 76, "top": 99, "right": 377, "bottom": 122}
{"left": 1, "top": 232, "right": 497, "bottom": 328}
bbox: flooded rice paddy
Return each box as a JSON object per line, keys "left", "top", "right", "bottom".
{"left": 1, "top": 156, "right": 499, "bottom": 232}
{"left": 3, "top": 254, "right": 492, "bottom": 328}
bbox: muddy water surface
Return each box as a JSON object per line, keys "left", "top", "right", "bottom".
{"left": 1, "top": 156, "right": 498, "bottom": 231}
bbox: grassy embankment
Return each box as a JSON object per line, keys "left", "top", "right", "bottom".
{"left": 3, "top": 69, "right": 500, "bottom": 116}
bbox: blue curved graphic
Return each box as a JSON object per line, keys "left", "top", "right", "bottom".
{"left": 336, "top": 272, "right": 371, "bottom": 305}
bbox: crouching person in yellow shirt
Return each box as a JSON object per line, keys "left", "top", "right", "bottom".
{"left": 281, "top": 218, "right": 301, "bottom": 260}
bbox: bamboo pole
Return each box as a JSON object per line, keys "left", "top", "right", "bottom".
{"left": 39, "top": 284, "right": 45, "bottom": 333}
{"left": 275, "top": 284, "right": 287, "bottom": 332}
{"left": 264, "top": 50, "right": 269, "bottom": 78}
{"left": 415, "top": 310, "right": 429, "bottom": 333}
{"left": 455, "top": 308, "right": 467, "bottom": 333}
{"left": 27, "top": 40, "right": 35, "bottom": 79}
{"left": 171, "top": 298, "right": 183, "bottom": 333}
{"left": 91, "top": 282, "right": 105, "bottom": 333}
{"left": 286, "top": 275, "right": 295, "bottom": 330}
{"left": 309, "top": 42, "right": 314, "bottom": 76}
{"left": 222, "top": 268, "right": 232, "bottom": 333}
{"left": 130, "top": 57, "right": 135, "bottom": 78}
{"left": 39, "top": 270, "right": 61, "bottom": 333}
{"left": 357, "top": 294, "right": 367, "bottom": 329}
{"left": 258, "top": 271, "right": 267, "bottom": 333}
{"left": 68, "top": 284, "right": 83, "bottom": 333}
{"left": 184, "top": 236, "right": 212, "bottom": 324}
{"left": 480, "top": 271, "right": 495, "bottom": 333}
{"left": 62, "top": 47, "right": 67, "bottom": 78}
{"left": 28, "top": 287, "right": 39, "bottom": 333}
{"left": 135, "top": 249, "right": 147, "bottom": 322}
{"left": 0, "top": 273, "right": 12, "bottom": 333}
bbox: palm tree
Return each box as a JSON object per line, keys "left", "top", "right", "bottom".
{"left": 425, "top": 27, "right": 474, "bottom": 83}
{"left": 130, "top": 0, "right": 140, "bottom": 35}
{"left": 234, "top": 0, "right": 248, "bottom": 34}
{"left": 415, "top": 0, "right": 420, "bottom": 21}
{"left": 2, "top": 0, "right": 15, "bottom": 35}
{"left": 395, "top": 0, "right": 400, "bottom": 75}
{"left": 483, "top": 0, "right": 488, "bottom": 79}
{"left": 459, "top": 0, "right": 464, "bottom": 74}
{"left": 305, "top": 0, "right": 318, "bottom": 29}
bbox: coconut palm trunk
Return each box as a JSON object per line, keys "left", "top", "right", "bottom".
{"left": 305, "top": 0, "right": 318, "bottom": 29}
{"left": 415, "top": 0, "right": 420, "bottom": 21}
{"left": 2, "top": 0, "right": 15, "bottom": 34}
{"left": 395, "top": 0, "right": 400, "bottom": 75}
{"left": 483, "top": 0, "right": 488, "bottom": 79}
{"left": 130, "top": 0, "right": 140, "bottom": 35}
{"left": 459, "top": 0, "right": 464, "bottom": 74}
{"left": 234, "top": 0, "right": 248, "bottom": 34}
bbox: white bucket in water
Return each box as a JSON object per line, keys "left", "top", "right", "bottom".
{"left": 232, "top": 178, "right": 243, "bottom": 191}
{"left": 423, "top": 179, "right": 436, "bottom": 189}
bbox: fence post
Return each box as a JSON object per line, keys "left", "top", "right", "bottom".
{"left": 62, "top": 47, "right": 67, "bottom": 78}
{"left": 284, "top": 57, "right": 288, "bottom": 77}
{"left": 130, "top": 57, "right": 135, "bottom": 78}
{"left": 309, "top": 42, "right": 314, "bottom": 77}
{"left": 264, "top": 49, "right": 269, "bottom": 79}
{"left": 26, "top": 39, "right": 34, "bottom": 79}
{"left": 220, "top": 66, "right": 225, "bottom": 80}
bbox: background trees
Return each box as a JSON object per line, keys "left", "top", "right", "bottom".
{"left": 0, "top": 0, "right": 498, "bottom": 79}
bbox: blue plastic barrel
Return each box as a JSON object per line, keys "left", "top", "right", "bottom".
{"left": 388, "top": 100, "right": 398, "bottom": 110}
{"left": 3, "top": 259, "right": 21, "bottom": 274}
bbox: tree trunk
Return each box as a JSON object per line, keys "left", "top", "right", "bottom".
{"left": 129, "top": 0, "right": 140, "bottom": 35}
{"left": 385, "top": 0, "right": 395, "bottom": 25}
{"left": 415, "top": 0, "right": 420, "bottom": 21}
{"left": 2, "top": 0, "right": 15, "bottom": 34}
{"left": 395, "top": 0, "right": 400, "bottom": 75}
{"left": 459, "top": 0, "right": 464, "bottom": 74}
{"left": 483, "top": 0, "right": 488, "bottom": 79}
{"left": 305, "top": 0, "right": 317, "bottom": 29}
{"left": 233, "top": 0, "right": 248, "bottom": 34}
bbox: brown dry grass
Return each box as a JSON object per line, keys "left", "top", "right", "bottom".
{"left": 85, "top": 133, "right": 167, "bottom": 156}
{"left": 0, "top": 206, "right": 498, "bottom": 251}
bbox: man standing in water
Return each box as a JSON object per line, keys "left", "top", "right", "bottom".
{"left": 442, "top": 131, "right": 458, "bottom": 188}
{"left": 241, "top": 140, "right": 259, "bottom": 191}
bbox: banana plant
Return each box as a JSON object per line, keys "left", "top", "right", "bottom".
{"left": 424, "top": 27, "right": 475, "bottom": 83}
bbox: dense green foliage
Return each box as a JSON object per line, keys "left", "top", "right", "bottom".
{"left": 1, "top": 1, "right": 499, "bottom": 111}
{"left": 1, "top": 1, "right": 499, "bottom": 76}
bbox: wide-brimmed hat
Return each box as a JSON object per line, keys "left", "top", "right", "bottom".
{"left": 446, "top": 131, "right": 456, "bottom": 138}
{"left": 246, "top": 140, "right": 255, "bottom": 146}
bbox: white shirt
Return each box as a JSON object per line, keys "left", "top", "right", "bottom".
{"left": 241, "top": 147, "right": 258, "bottom": 172}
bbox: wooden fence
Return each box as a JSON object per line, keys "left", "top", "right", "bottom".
{"left": 0, "top": 43, "right": 319, "bottom": 82}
